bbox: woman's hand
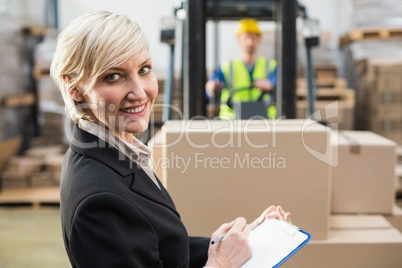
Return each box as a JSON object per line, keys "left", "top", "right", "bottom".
{"left": 205, "top": 217, "right": 252, "bottom": 268}
{"left": 205, "top": 206, "right": 291, "bottom": 268}
{"left": 249, "top": 205, "right": 291, "bottom": 231}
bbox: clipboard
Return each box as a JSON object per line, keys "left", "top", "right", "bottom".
{"left": 241, "top": 219, "right": 310, "bottom": 268}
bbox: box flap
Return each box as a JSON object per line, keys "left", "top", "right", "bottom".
{"left": 330, "top": 215, "right": 392, "bottom": 229}
{"left": 341, "top": 131, "right": 396, "bottom": 146}
{"left": 162, "top": 119, "right": 329, "bottom": 134}
{"left": 322, "top": 228, "right": 402, "bottom": 243}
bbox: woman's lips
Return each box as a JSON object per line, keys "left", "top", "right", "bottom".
{"left": 119, "top": 102, "right": 148, "bottom": 117}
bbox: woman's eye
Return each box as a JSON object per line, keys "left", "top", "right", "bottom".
{"left": 139, "top": 66, "right": 152, "bottom": 75}
{"left": 106, "top": 73, "right": 121, "bottom": 81}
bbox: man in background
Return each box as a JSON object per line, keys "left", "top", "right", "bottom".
{"left": 206, "top": 18, "right": 277, "bottom": 119}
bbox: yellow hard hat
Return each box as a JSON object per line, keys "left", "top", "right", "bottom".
{"left": 236, "top": 19, "right": 262, "bottom": 37}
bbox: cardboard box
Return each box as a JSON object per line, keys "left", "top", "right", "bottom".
{"left": 296, "top": 100, "right": 354, "bottom": 130}
{"left": 385, "top": 205, "right": 402, "bottom": 234}
{"left": 0, "top": 136, "right": 21, "bottom": 170}
{"left": 374, "top": 63, "right": 402, "bottom": 93}
{"left": 315, "top": 65, "right": 337, "bottom": 85}
{"left": 331, "top": 131, "right": 396, "bottom": 214}
{"left": 371, "top": 104, "right": 402, "bottom": 121}
{"left": 377, "top": 130, "right": 402, "bottom": 146}
{"left": 354, "top": 58, "right": 402, "bottom": 136}
{"left": 370, "top": 119, "right": 402, "bottom": 131}
{"left": 282, "top": 215, "right": 402, "bottom": 268}
{"left": 160, "top": 119, "right": 332, "bottom": 239}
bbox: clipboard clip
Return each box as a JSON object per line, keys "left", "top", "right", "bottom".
{"left": 273, "top": 219, "right": 300, "bottom": 236}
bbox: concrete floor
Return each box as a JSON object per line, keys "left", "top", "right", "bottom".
{"left": 0, "top": 199, "right": 402, "bottom": 268}
{"left": 0, "top": 207, "right": 70, "bottom": 268}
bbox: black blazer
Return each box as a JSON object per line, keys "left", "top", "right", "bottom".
{"left": 60, "top": 123, "right": 209, "bottom": 267}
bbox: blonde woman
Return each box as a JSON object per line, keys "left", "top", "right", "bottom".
{"left": 51, "top": 11, "right": 291, "bottom": 268}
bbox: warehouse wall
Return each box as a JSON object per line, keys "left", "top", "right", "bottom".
{"left": 58, "top": 0, "right": 355, "bottom": 74}
{"left": 8, "top": 0, "right": 354, "bottom": 73}
{"left": 301, "top": 0, "right": 353, "bottom": 45}
{"left": 58, "top": 0, "right": 176, "bottom": 75}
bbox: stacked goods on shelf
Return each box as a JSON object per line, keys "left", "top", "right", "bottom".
{"left": 1, "top": 157, "right": 45, "bottom": 188}
{"left": 314, "top": 64, "right": 339, "bottom": 88}
{"left": 0, "top": 136, "right": 21, "bottom": 171}
{"left": 339, "top": 27, "right": 402, "bottom": 47}
{"left": 0, "top": 11, "right": 34, "bottom": 140}
{"left": 297, "top": 31, "right": 355, "bottom": 130}
{"left": 351, "top": 0, "right": 402, "bottom": 29}
{"left": 38, "top": 109, "right": 66, "bottom": 145}
{"left": 341, "top": 38, "right": 402, "bottom": 93}
{"left": 25, "top": 145, "right": 65, "bottom": 187}
{"left": 33, "top": 29, "right": 67, "bottom": 145}
{"left": 311, "top": 31, "right": 340, "bottom": 74}
{"left": 33, "top": 29, "right": 60, "bottom": 110}
{"left": 35, "top": 76, "right": 64, "bottom": 110}
{"left": 0, "top": 145, "right": 65, "bottom": 189}
{"left": 296, "top": 75, "right": 355, "bottom": 130}
{"left": 339, "top": 0, "right": 402, "bottom": 144}
{"left": 353, "top": 58, "right": 402, "bottom": 144}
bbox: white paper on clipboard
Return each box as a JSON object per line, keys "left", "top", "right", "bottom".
{"left": 241, "top": 219, "right": 310, "bottom": 268}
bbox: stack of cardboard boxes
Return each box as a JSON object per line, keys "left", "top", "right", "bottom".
{"left": 354, "top": 58, "right": 402, "bottom": 144}
{"left": 38, "top": 110, "right": 66, "bottom": 145}
{"left": 296, "top": 77, "right": 355, "bottom": 130}
{"left": 0, "top": 145, "right": 65, "bottom": 189}
{"left": 149, "top": 119, "right": 402, "bottom": 267}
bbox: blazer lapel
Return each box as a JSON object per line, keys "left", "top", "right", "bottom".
{"left": 69, "top": 122, "right": 179, "bottom": 217}
{"left": 130, "top": 167, "right": 179, "bottom": 217}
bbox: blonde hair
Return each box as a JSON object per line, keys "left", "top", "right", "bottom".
{"left": 50, "top": 11, "right": 149, "bottom": 123}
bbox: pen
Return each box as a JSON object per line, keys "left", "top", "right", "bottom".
{"left": 211, "top": 232, "right": 227, "bottom": 245}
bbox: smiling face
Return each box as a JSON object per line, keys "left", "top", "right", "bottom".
{"left": 77, "top": 49, "right": 158, "bottom": 141}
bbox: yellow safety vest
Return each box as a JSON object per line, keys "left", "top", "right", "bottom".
{"left": 219, "top": 56, "right": 277, "bottom": 120}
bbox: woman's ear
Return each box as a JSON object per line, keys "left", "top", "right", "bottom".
{"left": 64, "top": 75, "right": 83, "bottom": 102}
{"left": 70, "top": 89, "right": 83, "bottom": 102}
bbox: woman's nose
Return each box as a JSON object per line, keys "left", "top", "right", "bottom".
{"left": 126, "top": 82, "right": 147, "bottom": 100}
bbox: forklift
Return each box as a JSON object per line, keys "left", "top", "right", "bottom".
{"left": 160, "top": 0, "right": 319, "bottom": 121}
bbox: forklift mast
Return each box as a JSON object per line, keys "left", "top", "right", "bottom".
{"left": 171, "top": 0, "right": 301, "bottom": 120}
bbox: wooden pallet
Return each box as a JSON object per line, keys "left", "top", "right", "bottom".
{"left": 296, "top": 87, "right": 355, "bottom": 103}
{"left": 0, "top": 92, "right": 35, "bottom": 108}
{"left": 0, "top": 186, "right": 60, "bottom": 209}
{"left": 297, "top": 77, "right": 347, "bottom": 90}
{"left": 296, "top": 98, "right": 354, "bottom": 130}
{"left": 21, "top": 26, "right": 48, "bottom": 37}
{"left": 32, "top": 67, "right": 50, "bottom": 80}
{"left": 314, "top": 65, "right": 338, "bottom": 87}
{"left": 339, "top": 28, "right": 402, "bottom": 46}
